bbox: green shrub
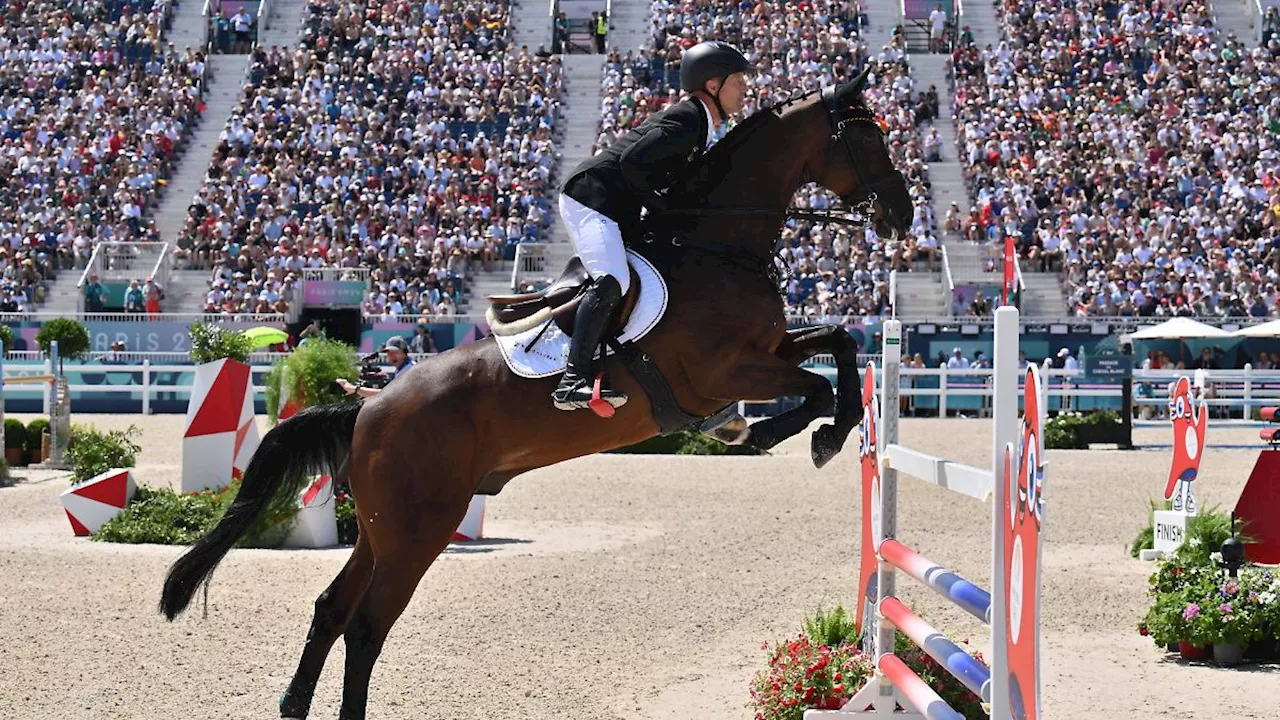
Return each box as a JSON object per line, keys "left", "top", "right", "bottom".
{"left": 24, "top": 418, "right": 48, "bottom": 454}
{"left": 35, "top": 318, "right": 90, "bottom": 360}
{"left": 0, "top": 323, "right": 14, "bottom": 353}
{"left": 803, "top": 605, "right": 859, "bottom": 648}
{"left": 188, "top": 322, "right": 253, "bottom": 364}
{"left": 264, "top": 338, "right": 358, "bottom": 424}
{"left": 1045, "top": 410, "right": 1124, "bottom": 449}
{"left": 4, "top": 418, "right": 25, "bottom": 450}
{"left": 94, "top": 486, "right": 233, "bottom": 545}
{"left": 66, "top": 424, "right": 141, "bottom": 483}
{"left": 336, "top": 490, "right": 358, "bottom": 545}
{"left": 608, "top": 430, "right": 765, "bottom": 455}
{"left": 1130, "top": 519, "right": 1155, "bottom": 559}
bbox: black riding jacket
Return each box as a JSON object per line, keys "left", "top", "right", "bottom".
{"left": 561, "top": 97, "right": 710, "bottom": 229}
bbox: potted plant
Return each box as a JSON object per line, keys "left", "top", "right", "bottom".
{"left": 259, "top": 338, "right": 358, "bottom": 549}
{"left": 263, "top": 338, "right": 358, "bottom": 425}
{"left": 0, "top": 323, "right": 14, "bottom": 353}
{"left": 1202, "top": 575, "right": 1256, "bottom": 666}
{"left": 25, "top": 418, "right": 48, "bottom": 464}
{"left": 182, "top": 322, "right": 256, "bottom": 493}
{"left": 4, "top": 418, "right": 25, "bottom": 466}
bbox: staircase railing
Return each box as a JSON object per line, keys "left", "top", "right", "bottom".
{"left": 512, "top": 242, "right": 551, "bottom": 292}
{"left": 76, "top": 242, "right": 171, "bottom": 314}
{"left": 941, "top": 245, "right": 956, "bottom": 316}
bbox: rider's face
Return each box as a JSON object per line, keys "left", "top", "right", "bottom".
{"left": 708, "top": 72, "right": 749, "bottom": 117}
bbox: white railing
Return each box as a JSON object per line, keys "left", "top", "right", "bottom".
{"left": 740, "top": 364, "right": 1280, "bottom": 420}
{"left": 1, "top": 357, "right": 429, "bottom": 415}
{"left": 889, "top": 269, "right": 899, "bottom": 317}
{"left": 941, "top": 245, "right": 955, "bottom": 316}
{"left": 258, "top": 0, "right": 274, "bottom": 31}
{"left": 511, "top": 242, "right": 552, "bottom": 292}
{"left": 200, "top": 0, "right": 212, "bottom": 51}
{"left": 77, "top": 242, "right": 173, "bottom": 314}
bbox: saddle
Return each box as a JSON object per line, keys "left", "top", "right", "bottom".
{"left": 486, "top": 256, "right": 642, "bottom": 338}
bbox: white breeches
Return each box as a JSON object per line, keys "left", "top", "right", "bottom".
{"left": 558, "top": 194, "right": 630, "bottom": 294}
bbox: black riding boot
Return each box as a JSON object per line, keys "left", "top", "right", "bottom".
{"left": 552, "top": 275, "right": 629, "bottom": 413}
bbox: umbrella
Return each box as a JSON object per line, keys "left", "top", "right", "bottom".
{"left": 241, "top": 326, "right": 289, "bottom": 349}
{"left": 1128, "top": 317, "right": 1230, "bottom": 340}
{"left": 1231, "top": 319, "right": 1280, "bottom": 338}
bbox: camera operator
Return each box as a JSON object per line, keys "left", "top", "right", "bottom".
{"left": 336, "top": 336, "right": 415, "bottom": 398}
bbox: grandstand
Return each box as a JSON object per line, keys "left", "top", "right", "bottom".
{"left": 5, "top": 0, "right": 1278, "bottom": 336}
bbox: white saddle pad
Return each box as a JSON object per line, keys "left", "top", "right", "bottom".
{"left": 494, "top": 249, "right": 668, "bottom": 379}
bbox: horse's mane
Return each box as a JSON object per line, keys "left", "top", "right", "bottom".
{"left": 665, "top": 78, "right": 869, "bottom": 204}
{"left": 671, "top": 90, "right": 815, "bottom": 200}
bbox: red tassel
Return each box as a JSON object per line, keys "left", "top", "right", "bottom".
{"left": 589, "top": 372, "right": 615, "bottom": 418}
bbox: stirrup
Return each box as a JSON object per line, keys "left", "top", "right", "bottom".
{"left": 553, "top": 372, "right": 627, "bottom": 415}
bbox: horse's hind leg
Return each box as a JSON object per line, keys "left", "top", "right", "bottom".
{"left": 773, "top": 325, "right": 864, "bottom": 468}
{"left": 337, "top": 498, "right": 473, "bottom": 720}
{"left": 279, "top": 535, "right": 374, "bottom": 718}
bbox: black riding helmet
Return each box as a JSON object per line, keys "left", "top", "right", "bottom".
{"left": 679, "top": 42, "right": 753, "bottom": 120}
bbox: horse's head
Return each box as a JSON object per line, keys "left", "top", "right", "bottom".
{"left": 811, "top": 69, "right": 913, "bottom": 242}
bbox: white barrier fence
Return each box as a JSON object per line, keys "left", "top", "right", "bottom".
{"left": 11, "top": 353, "right": 1280, "bottom": 419}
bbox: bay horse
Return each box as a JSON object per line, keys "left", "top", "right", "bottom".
{"left": 159, "top": 68, "right": 912, "bottom": 719}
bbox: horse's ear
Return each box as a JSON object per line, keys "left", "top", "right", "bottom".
{"left": 849, "top": 66, "right": 871, "bottom": 96}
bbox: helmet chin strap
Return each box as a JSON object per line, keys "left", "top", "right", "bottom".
{"left": 704, "top": 76, "right": 730, "bottom": 128}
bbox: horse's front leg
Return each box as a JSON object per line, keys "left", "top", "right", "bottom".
{"left": 772, "top": 325, "right": 864, "bottom": 468}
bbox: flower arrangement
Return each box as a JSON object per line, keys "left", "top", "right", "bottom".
{"left": 1137, "top": 509, "right": 1280, "bottom": 664}
{"left": 749, "top": 605, "right": 987, "bottom": 720}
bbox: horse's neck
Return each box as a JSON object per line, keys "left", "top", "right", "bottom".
{"left": 697, "top": 103, "right": 816, "bottom": 254}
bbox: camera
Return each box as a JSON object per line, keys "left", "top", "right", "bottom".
{"left": 356, "top": 351, "right": 390, "bottom": 389}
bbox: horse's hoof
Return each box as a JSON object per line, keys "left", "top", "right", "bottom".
{"left": 279, "top": 692, "right": 309, "bottom": 719}
{"left": 811, "top": 425, "right": 843, "bottom": 469}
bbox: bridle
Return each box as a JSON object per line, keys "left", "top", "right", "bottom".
{"left": 818, "top": 84, "right": 900, "bottom": 225}
{"left": 640, "top": 83, "right": 904, "bottom": 290}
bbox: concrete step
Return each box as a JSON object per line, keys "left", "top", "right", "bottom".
{"left": 41, "top": 271, "right": 87, "bottom": 314}
{"left": 153, "top": 54, "right": 248, "bottom": 244}
{"left": 511, "top": 0, "right": 554, "bottom": 50}
{"left": 166, "top": 0, "right": 212, "bottom": 53}
{"left": 258, "top": 0, "right": 307, "bottom": 48}
{"left": 164, "top": 268, "right": 214, "bottom": 313}
{"left": 894, "top": 272, "right": 945, "bottom": 318}
{"left": 1206, "top": 0, "right": 1254, "bottom": 40}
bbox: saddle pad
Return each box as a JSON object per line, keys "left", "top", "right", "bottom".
{"left": 494, "top": 249, "right": 668, "bottom": 379}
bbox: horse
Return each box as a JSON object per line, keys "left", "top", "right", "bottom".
{"left": 159, "top": 67, "right": 913, "bottom": 720}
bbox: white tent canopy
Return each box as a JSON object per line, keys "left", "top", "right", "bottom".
{"left": 1231, "top": 319, "right": 1280, "bottom": 338}
{"left": 1128, "top": 317, "right": 1231, "bottom": 340}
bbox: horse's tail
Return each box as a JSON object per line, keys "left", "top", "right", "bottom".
{"left": 159, "top": 401, "right": 362, "bottom": 620}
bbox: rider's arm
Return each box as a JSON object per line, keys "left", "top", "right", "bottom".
{"left": 618, "top": 104, "right": 704, "bottom": 197}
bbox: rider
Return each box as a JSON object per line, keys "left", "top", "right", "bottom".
{"left": 552, "top": 40, "right": 753, "bottom": 412}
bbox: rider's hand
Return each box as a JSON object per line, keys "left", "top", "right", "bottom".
{"left": 337, "top": 379, "right": 357, "bottom": 395}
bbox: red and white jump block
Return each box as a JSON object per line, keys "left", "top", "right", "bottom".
{"left": 284, "top": 475, "right": 339, "bottom": 548}
{"left": 281, "top": 475, "right": 488, "bottom": 548}
{"left": 453, "top": 496, "right": 486, "bottom": 542}
{"left": 60, "top": 468, "right": 135, "bottom": 536}
{"left": 183, "top": 359, "right": 261, "bottom": 493}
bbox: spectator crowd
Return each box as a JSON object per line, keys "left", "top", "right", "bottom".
{"left": 952, "top": 0, "right": 1280, "bottom": 318}
{"left": 175, "top": 0, "right": 563, "bottom": 317}
{"left": 1, "top": 0, "right": 207, "bottom": 312}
